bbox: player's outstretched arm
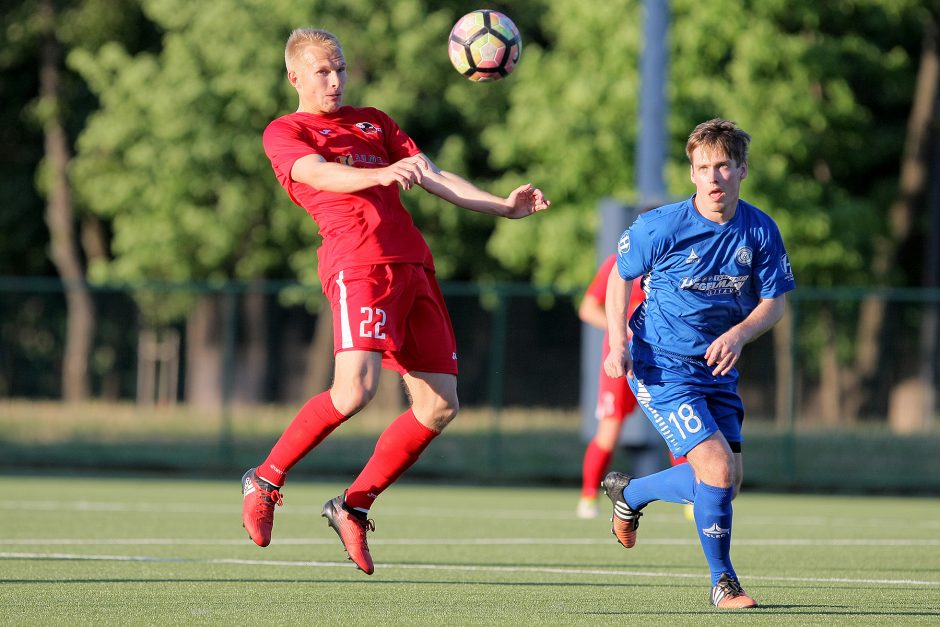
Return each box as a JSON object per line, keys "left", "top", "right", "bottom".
{"left": 603, "top": 265, "right": 633, "bottom": 379}
{"left": 414, "top": 153, "right": 550, "bottom": 218}
{"left": 291, "top": 153, "right": 430, "bottom": 193}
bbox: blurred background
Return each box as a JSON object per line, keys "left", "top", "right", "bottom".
{"left": 1, "top": 0, "right": 937, "bottom": 493}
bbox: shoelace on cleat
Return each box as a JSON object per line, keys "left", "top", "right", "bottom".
{"left": 713, "top": 576, "right": 747, "bottom": 604}
{"left": 255, "top": 486, "right": 283, "bottom": 518}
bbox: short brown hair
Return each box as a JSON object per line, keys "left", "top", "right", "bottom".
{"left": 285, "top": 28, "right": 342, "bottom": 73}
{"left": 685, "top": 118, "right": 751, "bottom": 165}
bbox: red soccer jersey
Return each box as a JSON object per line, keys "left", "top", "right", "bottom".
{"left": 263, "top": 106, "right": 434, "bottom": 283}
{"left": 587, "top": 254, "right": 645, "bottom": 330}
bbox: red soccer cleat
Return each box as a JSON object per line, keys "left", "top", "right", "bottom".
{"left": 321, "top": 495, "right": 375, "bottom": 575}
{"left": 241, "top": 468, "right": 283, "bottom": 547}
{"left": 711, "top": 573, "right": 759, "bottom": 609}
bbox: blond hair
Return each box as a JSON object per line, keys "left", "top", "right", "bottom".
{"left": 685, "top": 118, "right": 751, "bottom": 165}
{"left": 285, "top": 28, "right": 342, "bottom": 72}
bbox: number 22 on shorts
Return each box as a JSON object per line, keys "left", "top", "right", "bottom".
{"left": 359, "top": 306, "right": 387, "bottom": 339}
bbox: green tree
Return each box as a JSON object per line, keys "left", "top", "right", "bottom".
{"left": 0, "top": 0, "right": 151, "bottom": 400}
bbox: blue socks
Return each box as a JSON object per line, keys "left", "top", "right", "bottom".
{"left": 693, "top": 482, "right": 736, "bottom": 585}
{"left": 623, "top": 467, "right": 736, "bottom": 586}
{"left": 623, "top": 462, "right": 697, "bottom": 509}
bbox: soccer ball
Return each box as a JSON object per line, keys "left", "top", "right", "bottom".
{"left": 448, "top": 10, "right": 522, "bottom": 82}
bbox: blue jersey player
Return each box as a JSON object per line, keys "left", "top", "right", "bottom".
{"left": 601, "top": 119, "right": 795, "bottom": 609}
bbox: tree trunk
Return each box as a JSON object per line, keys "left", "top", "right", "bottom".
{"left": 39, "top": 0, "right": 95, "bottom": 401}
{"left": 302, "top": 307, "right": 335, "bottom": 396}
{"left": 840, "top": 18, "right": 939, "bottom": 423}
{"left": 233, "top": 289, "right": 268, "bottom": 403}
{"left": 185, "top": 295, "right": 222, "bottom": 407}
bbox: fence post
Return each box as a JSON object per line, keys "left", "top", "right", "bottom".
{"left": 219, "top": 286, "right": 237, "bottom": 465}
{"left": 485, "top": 286, "right": 509, "bottom": 475}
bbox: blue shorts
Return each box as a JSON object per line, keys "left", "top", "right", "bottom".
{"left": 627, "top": 341, "right": 744, "bottom": 458}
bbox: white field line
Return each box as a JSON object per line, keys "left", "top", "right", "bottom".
{"left": 4, "top": 500, "right": 940, "bottom": 529}
{"left": 0, "top": 551, "right": 937, "bottom": 587}
{"left": 1, "top": 537, "right": 939, "bottom": 547}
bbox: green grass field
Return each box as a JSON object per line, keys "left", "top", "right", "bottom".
{"left": 1, "top": 475, "right": 938, "bottom": 625}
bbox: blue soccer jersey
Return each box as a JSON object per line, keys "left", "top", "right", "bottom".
{"left": 616, "top": 196, "right": 795, "bottom": 359}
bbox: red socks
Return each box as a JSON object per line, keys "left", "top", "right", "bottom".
{"left": 345, "top": 409, "right": 438, "bottom": 511}
{"left": 581, "top": 440, "right": 613, "bottom": 498}
{"left": 257, "top": 391, "right": 348, "bottom": 486}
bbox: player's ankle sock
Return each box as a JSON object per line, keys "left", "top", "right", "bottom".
{"left": 693, "top": 481, "right": 736, "bottom": 585}
{"left": 345, "top": 409, "right": 438, "bottom": 511}
{"left": 258, "top": 391, "right": 348, "bottom": 486}
{"left": 623, "top": 461, "right": 696, "bottom": 509}
{"left": 581, "top": 440, "right": 613, "bottom": 498}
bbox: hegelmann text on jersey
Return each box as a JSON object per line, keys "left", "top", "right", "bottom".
{"left": 679, "top": 274, "right": 748, "bottom": 295}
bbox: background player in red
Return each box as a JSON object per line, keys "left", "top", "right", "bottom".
{"left": 242, "top": 28, "right": 550, "bottom": 575}
{"left": 577, "top": 254, "right": 687, "bottom": 519}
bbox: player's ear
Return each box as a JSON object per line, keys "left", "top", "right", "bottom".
{"left": 739, "top": 160, "right": 748, "bottom": 180}
{"left": 287, "top": 70, "right": 299, "bottom": 87}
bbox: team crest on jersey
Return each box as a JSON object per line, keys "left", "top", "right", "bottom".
{"left": 618, "top": 232, "right": 631, "bottom": 255}
{"left": 735, "top": 246, "right": 753, "bottom": 266}
{"left": 355, "top": 122, "right": 382, "bottom": 134}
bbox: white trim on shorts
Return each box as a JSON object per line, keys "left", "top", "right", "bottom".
{"left": 336, "top": 270, "right": 353, "bottom": 349}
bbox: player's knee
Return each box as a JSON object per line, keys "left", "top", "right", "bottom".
{"left": 417, "top": 396, "right": 459, "bottom": 432}
{"left": 330, "top": 380, "right": 378, "bottom": 416}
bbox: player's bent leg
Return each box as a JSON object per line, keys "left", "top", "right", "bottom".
{"left": 602, "top": 472, "right": 643, "bottom": 548}
{"left": 322, "top": 494, "right": 375, "bottom": 575}
{"left": 330, "top": 350, "right": 384, "bottom": 417}
{"left": 579, "top": 418, "right": 620, "bottom": 518}
{"left": 403, "top": 370, "right": 459, "bottom": 431}
{"left": 241, "top": 468, "right": 283, "bottom": 547}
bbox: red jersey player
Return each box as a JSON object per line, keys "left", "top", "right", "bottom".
{"left": 577, "top": 254, "right": 686, "bottom": 519}
{"left": 242, "top": 28, "right": 550, "bottom": 575}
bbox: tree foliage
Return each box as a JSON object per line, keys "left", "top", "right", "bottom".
{"left": 62, "top": 0, "right": 933, "bottom": 318}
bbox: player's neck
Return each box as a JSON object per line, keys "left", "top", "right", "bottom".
{"left": 693, "top": 196, "right": 738, "bottom": 224}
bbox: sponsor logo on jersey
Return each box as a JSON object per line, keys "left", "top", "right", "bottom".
{"left": 679, "top": 274, "right": 748, "bottom": 295}
{"left": 334, "top": 153, "right": 388, "bottom": 166}
{"left": 702, "top": 522, "right": 730, "bottom": 538}
{"left": 780, "top": 253, "right": 794, "bottom": 281}
{"left": 618, "top": 232, "right": 631, "bottom": 255}
{"left": 735, "top": 246, "right": 753, "bottom": 266}
{"left": 685, "top": 248, "right": 701, "bottom": 264}
{"left": 355, "top": 121, "right": 382, "bottom": 134}
{"left": 318, "top": 129, "right": 332, "bottom": 135}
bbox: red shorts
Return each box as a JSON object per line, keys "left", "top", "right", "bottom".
{"left": 595, "top": 340, "right": 638, "bottom": 421}
{"left": 323, "top": 264, "right": 458, "bottom": 375}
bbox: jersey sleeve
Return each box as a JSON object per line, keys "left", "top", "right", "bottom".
{"left": 615, "top": 215, "right": 655, "bottom": 281}
{"left": 262, "top": 117, "right": 318, "bottom": 205}
{"left": 753, "top": 220, "right": 796, "bottom": 298}
{"left": 377, "top": 109, "right": 421, "bottom": 162}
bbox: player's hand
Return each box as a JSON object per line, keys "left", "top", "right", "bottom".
{"left": 376, "top": 155, "right": 429, "bottom": 190}
{"left": 504, "top": 184, "right": 551, "bottom": 218}
{"left": 604, "top": 344, "right": 633, "bottom": 380}
{"left": 705, "top": 329, "right": 744, "bottom": 376}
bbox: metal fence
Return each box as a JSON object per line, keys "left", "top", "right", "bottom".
{"left": 1, "top": 277, "right": 938, "bottom": 492}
